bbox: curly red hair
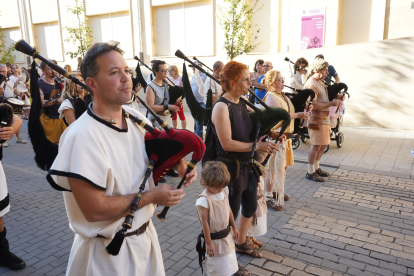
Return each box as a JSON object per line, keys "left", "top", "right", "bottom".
{"left": 220, "top": 61, "right": 248, "bottom": 95}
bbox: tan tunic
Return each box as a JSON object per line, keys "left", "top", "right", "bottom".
{"left": 304, "top": 78, "right": 330, "bottom": 125}
{"left": 304, "top": 77, "right": 331, "bottom": 145}
{"left": 263, "top": 92, "right": 294, "bottom": 166}
{"left": 196, "top": 188, "right": 234, "bottom": 257}
{"left": 263, "top": 92, "right": 295, "bottom": 133}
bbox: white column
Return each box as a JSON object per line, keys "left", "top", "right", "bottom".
{"left": 369, "top": 0, "right": 387, "bottom": 42}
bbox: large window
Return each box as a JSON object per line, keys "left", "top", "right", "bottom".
{"left": 250, "top": 0, "right": 275, "bottom": 53}
{"left": 89, "top": 12, "right": 134, "bottom": 59}
{"left": 339, "top": 0, "right": 372, "bottom": 45}
{"left": 153, "top": 0, "right": 213, "bottom": 57}
{"left": 3, "top": 28, "right": 25, "bottom": 63}
{"left": 35, "top": 22, "right": 64, "bottom": 61}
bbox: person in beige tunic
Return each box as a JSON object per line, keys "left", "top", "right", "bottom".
{"left": 196, "top": 161, "right": 240, "bottom": 276}
{"left": 262, "top": 70, "right": 310, "bottom": 210}
{"left": 303, "top": 59, "right": 343, "bottom": 182}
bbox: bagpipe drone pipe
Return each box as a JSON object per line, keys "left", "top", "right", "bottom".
{"left": 175, "top": 50, "right": 291, "bottom": 178}
{"left": 133, "top": 56, "right": 184, "bottom": 106}
{"left": 14, "top": 40, "right": 92, "bottom": 171}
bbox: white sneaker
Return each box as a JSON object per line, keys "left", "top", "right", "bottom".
{"left": 411, "top": 150, "right": 414, "bottom": 158}
{"left": 16, "top": 137, "right": 27, "bottom": 144}
{"left": 2, "top": 141, "right": 8, "bottom": 147}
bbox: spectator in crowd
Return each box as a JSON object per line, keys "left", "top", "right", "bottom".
{"left": 5, "top": 63, "right": 11, "bottom": 71}
{"left": 254, "top": 61, "right": 273, "bottom": 105}
{"left": 250, "top": 59, "right": 264, "bottom": 91}
{"left": 203, "top": 61, "right": 224, "bottom": 104}
{"left": 10, "top": 65, "right": 31, "bottom": 120}
{"left": 168, "top": 65, "right": 186, "bottom": 129}
{"left": 20, "top": 67, "right": 29, "bottom": 82}
{"left": 64, "top": 64, "right": 72, "bottom": 73}
{"left": 77, "top": 57, "right": 82, "bottom": 71}
{"left": 0, "top": 64, "right": 27, "bottom": 146}
{"left": 190, "top": 62, "right": 207, "bottom": 139}
{"left": 315, "top": 54, "right": 340, "bottom": 83}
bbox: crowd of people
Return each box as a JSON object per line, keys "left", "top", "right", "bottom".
{"left": 0, "top": 41, "right": 348, "bottom": 276}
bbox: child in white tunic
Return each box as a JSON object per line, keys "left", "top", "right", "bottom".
{"left": 196, "top": 161, "right": 239, "bottom": 276}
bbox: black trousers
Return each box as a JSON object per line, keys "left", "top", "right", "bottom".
{"left": 228, "top": 184, "right": 257, "bottom": 220}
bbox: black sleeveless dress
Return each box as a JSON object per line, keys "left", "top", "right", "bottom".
{"left": 38, "top": 79, "right": 61, "bottom": 119}
{"left": 211, "top": 97, "right": 256, "bottom": 196}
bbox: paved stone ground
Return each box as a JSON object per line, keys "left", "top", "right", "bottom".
{"left": 1, "top": 121, "right": 414, "bottom": 275}
{"left": 293, "top": 126, "right": 414, "bottom": 178}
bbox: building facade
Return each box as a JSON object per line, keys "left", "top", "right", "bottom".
{"left": 1, "top": 0, "right": 414, "bottom": 130}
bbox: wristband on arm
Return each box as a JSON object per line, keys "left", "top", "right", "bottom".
{"left": 163, "top": 103, "right": 168, "bottom": 111}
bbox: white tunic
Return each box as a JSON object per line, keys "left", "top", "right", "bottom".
{"left": 47, "top": 105, "right": 164, "bottom": 276}
{"left": 195, "top": 188, "right": 238, "bottom": 276}
{"left": 10, "top": 75, "right": 30, "bottom": 106}
{"left": 2, "top": 78, "right": 15, "bottom": 99}
{"left": 58, "top": 99, "right": 74, "bottom": 119}
{"left": 0, "top": 162, "right": 10, "bottom": 217}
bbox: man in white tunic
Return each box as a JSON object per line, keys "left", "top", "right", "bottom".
{"left": 47, "top": 42, "right": 197, "bottom": 276}
{"left": 0, "top": 111, "right": 26, "bottom": 270}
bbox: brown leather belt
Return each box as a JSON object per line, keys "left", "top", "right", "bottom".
{"left": 311, "top": 110, "right": 329, "bottom": 117}
{"left": 96, "top": 221, "right": 149, "bottom": 238}
{"left": 156, "top": 110, "right": 170, "bottom": 116}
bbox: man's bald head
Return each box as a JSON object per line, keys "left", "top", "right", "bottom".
{"left": 263, "top": 61, "right": 273, "bottom": 73}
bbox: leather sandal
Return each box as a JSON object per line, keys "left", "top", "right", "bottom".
{"left": 315, "top": 168, "right": 330, "bottom": 177}
{"left": 273, "top": 192, "right": 289, "bottom": 201}
{"left": 235, "top": 241, "right": 263, "bottom": 258}
{"left": 266, "top": 199, "right": 283, "bottom": 211}
{"left": 250, "top": 236, "right": 263, "bottom": 247}
{"left": 235, "top": 263, "right": 251, "bottom": 276}
{"left": 246, "top": 237, "right": 259, "bottom": 250}
{"left": 306, "top": 172, "right": 325, "bottom": 182}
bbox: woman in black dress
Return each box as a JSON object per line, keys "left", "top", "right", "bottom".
{"left": 211, "top": 61, "right": 279, "bottom": 261}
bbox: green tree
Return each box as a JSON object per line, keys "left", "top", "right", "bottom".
{"left": 218, "top": 0, "right": 263, "bottom": 60}
{"left": 64, "top": 0, "right": 93, "bottom": 59}
{"left": 0, "top": 16, "right": 17, "bottom": 64}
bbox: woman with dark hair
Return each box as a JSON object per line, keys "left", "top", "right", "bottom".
{"left": 250, "top": 59, "right": 265, "bottom": 91}
{"left": 289, "top": 57, "right": 308, "bottom": 91}
{"left": 211, "top": 61, "right": 280, "bottom": 265}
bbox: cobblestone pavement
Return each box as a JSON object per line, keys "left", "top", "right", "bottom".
{"left": 1, "top": 122, "right": 414, "bottom": 276}
{"left": 293, "top": 126, "right": 414, "bottom": 178}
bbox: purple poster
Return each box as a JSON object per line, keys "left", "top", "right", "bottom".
{"left": 300, "top": 7, "right": 325, "bottom": 50}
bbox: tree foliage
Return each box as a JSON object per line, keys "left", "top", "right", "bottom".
{"left": 0, "top": 13, "right": 17, "bottom": 64}
{"left": 63, "top": 0, "right": 93, "bottom": 59}
{"left": 218, "top": 0, "right": 263, "bottom": 60}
